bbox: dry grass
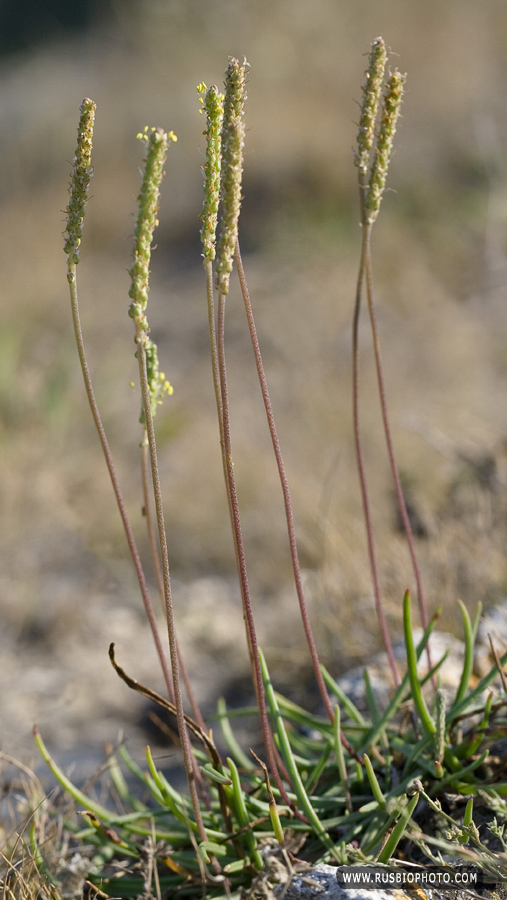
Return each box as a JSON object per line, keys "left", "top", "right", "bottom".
{"left": 0, "top": 756, "right": 56, "bottom": 900}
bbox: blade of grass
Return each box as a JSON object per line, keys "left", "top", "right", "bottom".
{"left": 33, "top": 727, "right": 113, "bottom": 821}
{"left": 304, "top": 742, "right": 332, "bottom": 795}
{"left": 108, "top": 754, "right": 147, "bottom": 813}
{"left": 428, "top": 750, "right": 489, "bottom": 796}
{"left": 250, "top": 749, "right": 285, "bottom": 845}
{"left": 403, "top": 590, "right": 435, "bottom": 736}
{"left": 224, "top": 757, "right": 263, "bottom": 870}
{"left": 216, "top": 698, "right": 255, "bottom": 771}
{"left": 259, "top": 649, "right": 343, "bottom": 862}
{"left": 361, "top": 607, "right": 441, "bottom": 752}
{"left": 449, "top": 647, "right": 507, "bottom": 722}
{"left": 453, "top": 600, "right": 480, "bottom": 707}
{"left": 145, "top": 746, "right": 194, "bottom": 828}
{"left": 363, "top": 669, "right": 381, "bottom": 727}
{"left": 333, "top": 705, "right": 352, "bottom": 811}
{"left": 320, "top": 665, "right": 367, "bottom": 727}
{"left": 363, "top": 754, "right": 387, "bottom": 810}
{"left": 376, "top": 793, "right": 419, "bottom": 863}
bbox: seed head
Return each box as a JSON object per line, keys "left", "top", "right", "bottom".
{"left": 64, "top": 98, "right": 96, "bottom": 263}
{"left": 366, "top": 70, "right": 406, "bottom": 223}
{"left": 199, "top": 84, "right": 225, "bottom": 261}
{"left": 355, "top": 38, "right": 387, "bottom": 181}
{"left": 128, "top": 128, "right": 174, "bottom": 314}
{"left": 128, "top": 127, "right": 176, "bottom": 421}
{"left": 216, "top": 58, "right": 249, "bottom": 295}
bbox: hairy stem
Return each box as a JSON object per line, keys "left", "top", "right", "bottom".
{"left": 363, "top": 248, "right": 430, "bottom": 640}
{"left": 352, "top": 228, "right": 400, "bottom": 686}
{"left": 204, "top": 259, "right": 224, "bottom": 432}
{"left": 67, "top": 260, "right": 174, "bottom": 699}
{"left": 215, "top": 288, "right": 296, "bottom": 810}
{"left": 141, "top": 436, "right": 166, "bottom": 615}
{"left": 141, "top": 436, "right": 207, "bottom": 729}
{"left": 136, "top": 335, "right": 207, "bottom": 842}
{"left": 234, "top": 242, "right": 360, "bottom": 746}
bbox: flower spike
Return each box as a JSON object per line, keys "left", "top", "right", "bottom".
{"left": 366, "top": 69, "right": 406, "bottom": 223}
{"left": 199, "top": 84, "right": 224, "bottom": 262}
{"left": 64, "top": 98, "right": 96, "bottom": 264}
{"left": 216, "top": 58, "right": 249, "bottom": 295}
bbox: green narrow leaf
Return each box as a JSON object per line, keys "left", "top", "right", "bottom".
{"left": 108, "top": 754, "right": 147, "bottom": 812}
{"left": 403, "top": 590, "right": 435, "bottom": 736}
{"left": 224, "top": 857, "right": 249, "bottom": 874}
{"left": 145, "top": 746, "right": 194, "bottom": 828}
{"left": 363, "top": 670, "right": 380, "bottom": 727}
{"left": 377, "top": 793, "right": 419, "bottom": 863}
{"left": 116, "top": 744, "right": 176, "bottom": 810}
{"left": 305, "top": 742, "right": 332, "bottom": 794}
{"left": 259, "top": 649, "right": 343, "bottom": 862}
{"left": 463, "top": 797, "right": 474, "bottom": 826}
{"left": 471, "top": 602, "right": 483, "bottom": 642}
{"left": 449, "top": 646, "right": 507, "bottom": 721}
{"left": 34, "top": 727, "right": 113, "bottom": 821}
{"left": 321, "top": 665, "right": 367, "bottom": 726}
{"left": 429, "top": 749, "right": 489, "bottom": 796}
{"left": 453, "top": 600, "right": 475, "bottom": 707}
{"left": 199, "top": 840, "right": 228, "bottom": 862}
{"left": 333, "top": 705, "right": 350, "bottom": 803}
{"left": 217, "top": 697, "right": 255, "bottom": 770}
{"left": 200, "top": 764, "right": 233, "bottom": 786}
{"left": 225, "top": 757, "right": 263, "bottom": 870}
{"left": 363, "top": 755, "right": 387, "bottom": 810}
{"left": 362, "top": 607, "right": 440, "bottom": 751}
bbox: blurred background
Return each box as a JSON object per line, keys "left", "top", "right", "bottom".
{"left": 1, "top": 0, "right": 507, "bottom": 769}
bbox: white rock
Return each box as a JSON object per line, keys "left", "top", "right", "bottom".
{"left": 276, "top": 864, "right": 417, "bottom": 900}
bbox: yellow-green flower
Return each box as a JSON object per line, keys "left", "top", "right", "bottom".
{"left": 64, "top": 98, "right": 96, "bottom": 263}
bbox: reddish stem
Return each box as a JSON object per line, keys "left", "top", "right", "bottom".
{"left": 216, "top": 288, "right": 299, "bottom": 813}
{"left": 362, "top": 250, "right": 432, "bottom": 675}
{"left": 234, "top": 241, "right": 360, "bottom": 761}
{"left": 68, "top": 263, "right": 174, "bottom": 699}
{"left": 141, "top": 439, "right": 209, "bottom": 730}
{"left": 351, "top": 228, "right": 401, "bottom": 686}
{"left": 137, "top": 339, "right": 207, "bottom": 842}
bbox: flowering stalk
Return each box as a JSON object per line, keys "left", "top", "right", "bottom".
{"left": 64, "top": 101, "right": 175, "bottom": 708}
{"left": 353, "top": 45, "right": 429, "bottom": 684}
{"left": 216, "top": 58, "right": 248, "bottom": 297}
{"left": 198, "top": 83, "right": 225, "bottom": 442}
{"left": 64, "top": 98, "right": 95, "bottom": 264}
{"left": 199, "top": 61, "right": 299, "bottom": 810}
{"left": 128, "top": 127, "right": 207, "bottom": 841}
{"left": 354, "top": 37, "right": 387, "bottom": 188}
{"left": 234, "top": 242, "right": 357, "bottom": 745}
{"left": 352, "top": 50, "right": 400, "bottom": 683}
{"left": 139, "top": 435, "right": 208, "bottom": 734}
{"left": 199, "top": 83, "right": 224, "bottom": 264}
{"left": 364, "top": 73, "right": 430, "bottom": 640}
{"left": 365, "top": 70, "right": 406, "bottom": 223}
